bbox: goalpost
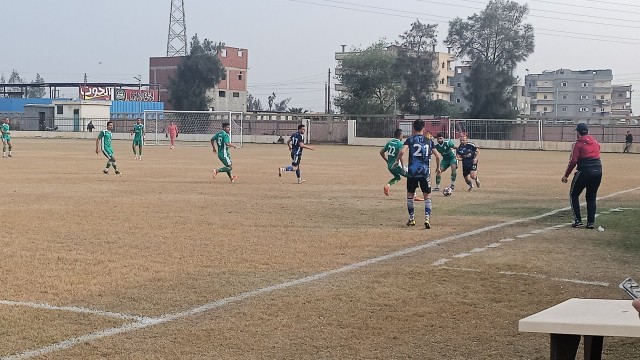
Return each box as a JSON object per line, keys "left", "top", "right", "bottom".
{"left": 143, "top": 110, "right": 244, "bottom": 146}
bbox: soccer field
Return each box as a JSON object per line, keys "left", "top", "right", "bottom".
{"left": 1, "top": 138, "right": 639, "bottom": 359}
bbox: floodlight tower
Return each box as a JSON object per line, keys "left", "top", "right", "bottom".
{"left": 166, "top": 0, "right": 187, "bottom": 57}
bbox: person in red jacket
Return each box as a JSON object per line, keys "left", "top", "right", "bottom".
{"left": 561, "top": 123, "right": 602, "bottom": 229}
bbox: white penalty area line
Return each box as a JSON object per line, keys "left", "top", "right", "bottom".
{"left": 0, "top": 300, "right": 149, "bottom": 322}
{"left": 439, "top": 266, "right": 610, "bottom": 287}
{"left": 4, "top": 186, "right": 639, "bottom": 360}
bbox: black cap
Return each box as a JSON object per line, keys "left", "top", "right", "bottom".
{"left": 576, "top": 123, "right": 589, "bottom": 135}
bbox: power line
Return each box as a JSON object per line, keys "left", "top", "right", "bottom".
{"left": 453, "top": 0, "right": 640, "bottom": 22}
{"left": 415, "top": 0, "right": 640, "bottom": 29}
{"left": 288, "top": 0, "right": 447, "bottom": 23}
{"left": 528, "top": 0, "right": 640, "bottom": 16}
{"left": 291, "top": 0, "right": 640, "bottom": 45}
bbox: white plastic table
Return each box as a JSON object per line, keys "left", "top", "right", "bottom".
{"left": 519, "top": 298, "right": 640, "bottom": 360}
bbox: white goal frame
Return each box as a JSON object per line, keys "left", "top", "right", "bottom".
{"left": 143, "top": 110, "right": 244, "bottom": 146}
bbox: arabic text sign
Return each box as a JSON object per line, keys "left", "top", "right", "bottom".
{"left": 80, "top": 86, "right": 112, "bottom": 100}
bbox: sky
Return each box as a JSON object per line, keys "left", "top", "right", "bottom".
{"left": 2, "top": 0, "right": 640, "bottom": 112}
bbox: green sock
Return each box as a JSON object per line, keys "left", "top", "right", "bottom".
{"left": 106, "top": 162, "right": 111, "bottom": 169}
{"left": 451, "top": 171, "right": 457, "bottom": 184}
{"left": 138, "top": 146, "right": 142, "bottom": 155}
{"left": 436, "top": 174, "right": 442, "bottom": 186}
{"left": 227, "top": 172, "right": 233, "bottom": 179}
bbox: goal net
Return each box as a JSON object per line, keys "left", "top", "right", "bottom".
{"left": 143, "top": 110, "right": 244, "bottom": 146}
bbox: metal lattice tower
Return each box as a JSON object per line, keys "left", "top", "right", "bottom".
{"left": 166, "top": 0, "right": 187, "bottom": 57}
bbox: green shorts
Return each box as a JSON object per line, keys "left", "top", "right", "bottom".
{"left": 440, "top": 157, "right": 458, "bottom": 172}
{"left": 388, "top": 165, "right": 406, "bottom": 178}
{"left": 133, "top": 138, "right": 143, "bottom": 146}
{"left": 219, "top": 155, "right": 232, "bottom": 167}
{"left": 2, "top": 136, "right": 10, "bottom": 142}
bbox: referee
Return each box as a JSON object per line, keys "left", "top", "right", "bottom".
{"left": 561, "top": 123, "right": 602, "bottom": 229}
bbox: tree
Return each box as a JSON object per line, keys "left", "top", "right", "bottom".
{"left": 423, "top": 99, "right": 462, "bottom": 118}
{"left": 445, "top": 0, "right": 534, "bottom": 118}
{"left": 395, "top": 21, "right": 439, "bottom": 115}
{"left": 169, "top": 34, "right": 225, "bottom": 110}
{"left": 334, "top": 41, "right": 399, "bottom": 115}
{"left": 246, "top": 93, "right": 263, "bottom": 111}
{"left": 27, "top": 73, "right": 46, "bottom": 98}
{"left": 288, "top": 107, "right": 309, "bottom": 114}
{"left": 267, "top": 92, "right": 276, "bottom": 111}
{"left": 8, "top": 69, "right": 23, "bottom": 84}
{"left": 0, "top": 74, "right": 5, "bottom": 83}
{"left": 274, "top": 97, "right": 290, "bottom": 112}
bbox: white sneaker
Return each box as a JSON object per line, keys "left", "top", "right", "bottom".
{"left": 138, "top": 156, "right": 142, "bottom": 161}
{"left": 134, "top": 155, "right": 138, "bottom": 160}
{"left": 297, "top": 178, "right": 306, "bottom": 184}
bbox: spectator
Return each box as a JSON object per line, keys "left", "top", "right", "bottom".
{"left": 87, "top": 121, "right": 95, "bottom": 133}
{"left": 624, "top": 131, "right": 633, "bottom": 153}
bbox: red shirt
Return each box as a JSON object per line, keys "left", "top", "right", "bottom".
{"left": 166, "top": 124, "right": 178, "bottom": 136}
{"left": 564, "top": 135, "right": 601, "bottom": 177}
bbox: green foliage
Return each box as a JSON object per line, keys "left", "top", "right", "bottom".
{"left": 423, "top": 99, "right": 462, "bottom": 118}
{"left": 464, "top": 62, "right": 518, "bottom": 119}
{"left": 395, "top": 21, "right": 439, "bottom": 115}
{"left": 288, "top": 107, "right": 308, "bottom": 114}
{"left": 335, "top": 41, "right": 399, "bottom": 115}
{"left": 8, "top": 69, "right": 23, "bottom": 84}
{"left": 169, "top": 34, "right": 225, "bottom": 110}
{"left": 445, "top": 0, "right": 534, "bottom": 118}
{"left": 27, "top": 73, "right": 46, "bottom": 98}
{"left": 0, "top": 73, "right": 5, "bottom": 83}
{"left": 247, "top": 93, "right": 263, "bottom": 111}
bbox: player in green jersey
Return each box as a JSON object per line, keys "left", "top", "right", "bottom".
{"left": 380, "top": 129, "right": 424, "bottom": 201}
{"left": 130, "top": 118, "right": 144, "bottom": 160}
{"left": 2, "top": 117, "right": 12, "bottom": 158}
{"left": 211, "top": 122, "right": 238, "bottom": 183}
{"left": 95, "top": 121, "right": 121, "bottom": 175}
{"left": 380, "top": 129, "right": 407, "bottom": 196}
{"left": 433, "top": 132, "right": 458, "bottom": 191}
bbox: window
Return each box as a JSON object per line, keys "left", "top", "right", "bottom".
{"left": 579, "top": 107, "right": 588, "bottom": 112}
{"left": 56, "top": 105, "right": 63, "bottom": 115}
{"left": 581, "top": 81, "right": 589, "bottom": 87}
{"left": 219, "top": 91, "right": 226, "bottom": 97}
{"left": 600, "top": 107, "right": 605, "bottom": 112}
{"left": 238, "top": 50, "right": 243, "bottom": 57}
{"left": 543, "top": 94, "right": 548, "bottom": 99}
{"left": 561, "top": 82, "right": 568, "bottom": 87}
{"left": 580, "top": 94, "right": 589, "bottom": 100}
{"left": 440, "top": 78, "right": 445, "bottom": 84}
{"left": 233, "top": 92, "right": 240, "bottom": 98}
{"left": 238, "top": 72, "right": 243, "bottom": 81}
{"left": 456, "top": 82, "right": 462, "bottom": 88}
{"left": 436, "top": 94, "right": 440, "bottom": 99}
{"left": 543, "top": 106, "right": 548, "bottom": 112}
{"left": 561, "top": 106, "right": 568, "bottom": 112}
{"left": 221, "top": 72, "right": 227, "bottom": 81}
{"left": 221, "top": 49, "right": 227, "bottom": 57}
{"left": 600, "top": 95, "right": 605, "bottom": 100}
{"left": 456, "top": 98, "right": 461, "bottom": 103}
{"left": 593, "top": 108, "right": 597, "bottom": 113}
{"left": 457, "top": 68, "right": 462, "bottom": 74}
{"left": 442, "top": 62, "right": 445, "bottom": 69}
{"left": 562, "top": 94, "right": 568, "bottom": 100}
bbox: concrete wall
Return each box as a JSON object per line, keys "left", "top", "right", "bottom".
{"left": 346, "top": 120, "right": 639, "bottom": 153}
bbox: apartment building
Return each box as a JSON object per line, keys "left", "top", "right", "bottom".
{"left": 524, "top": 69, "right": 613, "bottom": 121}
{"left": 612, "top": 85, "right": 632, "bottom": 117}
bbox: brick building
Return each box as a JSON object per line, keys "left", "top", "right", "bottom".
{"left": 149, "top": 46, "right": 248, "bottom": 111}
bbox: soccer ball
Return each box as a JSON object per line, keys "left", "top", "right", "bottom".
{"left": 443, "top": 187, "right": 453, "bottom": 197}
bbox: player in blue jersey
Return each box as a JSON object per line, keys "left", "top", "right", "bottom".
{"left": 456, "top": 135, "right": 480, "bottom": 191}
{"left": 279, "top": 124, "right": 314, "bottom": 183}
{"left": 395, "top": 119, "right": 441, "bottom": 229}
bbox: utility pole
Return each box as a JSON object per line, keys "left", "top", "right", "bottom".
{"left": 324, "top": 82, "right": 328, "bottom": 114}
{"left": 327, "top": 68, "right": 331, "bottom": 114}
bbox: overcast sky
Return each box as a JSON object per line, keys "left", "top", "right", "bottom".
{"left": 2, "top": 0, "right": 640, "bottom": 111}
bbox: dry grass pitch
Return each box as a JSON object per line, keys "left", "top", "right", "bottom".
{"left": 1, "top": 138, "right": 639, "bottom": 359}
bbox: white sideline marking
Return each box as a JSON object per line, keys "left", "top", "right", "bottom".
{"left": 499, "top": 238, "right": 515, "bottom": 242}
{"left": 516, "top": 233, "right": 533, "bottom": 238}
{"left": 453, "top": 253, "right": 472, "bottom": 258}
{"left": 4, "top": 186, "right": 638, "bottom": 360}
{"left": 0, "top": 300, "right": 148, "bottom": 322}
{"left": 432, "top": 259, "right": 450, "bottom": 266}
